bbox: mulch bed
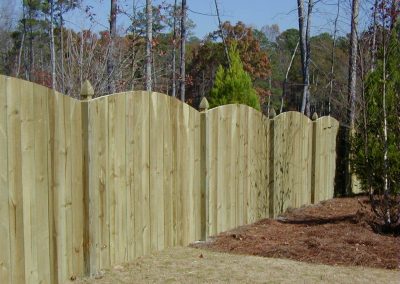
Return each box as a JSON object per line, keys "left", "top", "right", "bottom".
{"left": 191, "top": 196, "right": 400, "bottom": 270}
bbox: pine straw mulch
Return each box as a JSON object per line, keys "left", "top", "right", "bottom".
{"left": 191, "top": 196, "right": 400, "bottom": 270}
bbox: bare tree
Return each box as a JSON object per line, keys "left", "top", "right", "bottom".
{"left": 107, "top": 0, "right": 117, "bottom": 93}
{"left": 146, "top": 0, "right": 152, "bottom": 92}
{"left": 297, "top": 0, "right": 314, "bottom": 116}
{"left": 179, "top": 0, "right": 186, "bottom": 101}
{"left": 214, "top": 0, "right": 230, "bottom": 66}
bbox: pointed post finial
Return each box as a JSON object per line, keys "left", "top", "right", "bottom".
{"left": 312, "top": 112, "right": 319, "bottom": 121}
{"left": 269, "top": 107, "right": 276, "bottom": 119}
{"left": 199, "top": 96, "right": 209, "bottom": 112}
{"left": 80, "top": 80, "right": 94, "bottom": 100}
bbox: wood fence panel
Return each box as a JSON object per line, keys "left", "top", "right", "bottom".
{"left": 70, "top": 98, "right": 85, "bottom": 277}
{"left": 314, "top": 117, "right": 339, "bottom": 202}
{"left": 298, "top": 113, "right": 312, "bottom": 208}
{"left": 247, "top": 108, "right": 256, "bottom": 223}
{"left": 170, "top": 98, "right": 180, "bottom": 245}
{"left": 272, "top": 112, "right": 312, "bottom": 215}
{"left": 108, "top": 94, "right": 128, "bottom": 264}
{"left": 0, "top": 76, "right": 342, "bottom": 283}
{"left": 162, "top": 96, "right": 173, "bottom": 249}
{"left": 88, "top": 97, "right": 109, "bottom": 271}
{"left": 229, "top": 106, "right": 238, "bottom": 230}
{"left": 0, "top": 76, "right": 10, "bottom": 284}
{"left": 125, "top": 92, "right": 137, "bottom": 260}
{"left": 7, "top": 77, "right": 25, "bottom": 284}
{"left": 207, "top": 108, "right": 218, "bottom": 236}
{"left": 257, "top": 115, "right": 269, "bottom": 219}
{"left": 179, "top": 103, "right": 196, "bottom": 245}
{"left": 33, "top": 84, "right": 51, "bottom": 283}
{"left": 193, "top": 107, "right": 201, "bottom": 241}
{"left": 46, "top": 89, "right": 57, "bottom": 284}
{"left": 20, "top": 80, "right": 36, "bottom": 284}
{"left": 150, "top": 93, "right": 165, "bottom": 252}
{"left": 236, "top": 105, "right": 246, "bottom": 227}
{"left": 130, "top": 92, "right": 150, "bottom": 257}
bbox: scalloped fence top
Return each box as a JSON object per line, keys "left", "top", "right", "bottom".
{"left": 0, "top": 76, "right": 339, "bottom": 283}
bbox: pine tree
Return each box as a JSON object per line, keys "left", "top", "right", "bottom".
{"left": 209, "top": 43, "right": 260, "bottom": 110}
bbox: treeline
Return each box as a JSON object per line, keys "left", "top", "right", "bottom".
{"left": 0, "top": 1, "right": 397, "bottom": 126}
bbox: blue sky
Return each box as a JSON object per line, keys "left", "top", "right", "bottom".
{"left": 62, "top": 0, "right": 372, "bottom": 38}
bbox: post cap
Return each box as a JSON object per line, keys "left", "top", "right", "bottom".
{"left": 312, "top": 112, "right": 319, "bottom": 121}
{"left": 269, "top": 107, "right": 276, "bottom": 119}
{"left": 80, "top": 80, "right": 94, "bottom": 100}
{"left": 199, "top": 96, "right": 209, "bottom": 111}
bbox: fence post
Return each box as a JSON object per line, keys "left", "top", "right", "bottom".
{"left": 80, "top": 80, "right": 93, "bottom": 275}
{"left": 311, "top": 112, "right": 318, "bottom": 204}
{"left": 199, "top": 97, "right": 209, "bottom": 240}
{"left": 268, "top": 108, "right": 276, "bottom": 218}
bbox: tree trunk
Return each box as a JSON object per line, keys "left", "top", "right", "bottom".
{"left": 50, "top": 0, "right": 56, "bottom": 90}
{"left": 381, "top": 0, "right": 390, "bottom": 225}
{"left": 348, "top": 0, "right": 359, "bottom": 131}
{"left": 16, "top": 32, "right": 25, "bottom": 78}
{"left": 179, "top": 0, "right": 186, "bottom": 101}
{"left": 328, "top": 0, "right": 340, "bottom": 115}
{"left": 280, "top": 40, "right": 299, "bottom": 113}
{"left": 303, "top": 0, "right": 313, "bottom": 117}
{"left": 60, "top": 4, "right": 65, "bottom": 94}
{"left": 172, "top": 0, "right": 177, "bottom": 97}
{"left": 297, "top": 0, "right": 307, "bottom": 114}
{"left": 146, "top": 0, "right": 152, "bottom": 92}
{"left": 107, "top": 0, "right": 117, "bottom": 93}
{"left": 345, "top": 0, "right": 360, "bottom": 195}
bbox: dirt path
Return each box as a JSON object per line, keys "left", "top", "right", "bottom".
{"left": 74, "top": 247, "right": 399, "bottom": 283}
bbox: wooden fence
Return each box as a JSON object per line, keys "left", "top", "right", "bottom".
{"left": 0, "top": 76, "right": 339, "bottom": 283}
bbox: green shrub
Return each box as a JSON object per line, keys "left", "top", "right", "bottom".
{"left": 209, "top": 43, "right": 260, "bottom": 110}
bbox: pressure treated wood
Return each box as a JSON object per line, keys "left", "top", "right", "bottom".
{"left": 0, "top": 75, "right": 340, "bottom": 283}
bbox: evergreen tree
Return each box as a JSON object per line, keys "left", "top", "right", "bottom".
{"left": 209, "top": 43, "right": 260, "bottom": 110}
{"left": 351, "top": 23, "right": 400, "bottom": 230}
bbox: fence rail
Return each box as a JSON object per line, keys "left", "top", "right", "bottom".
{"left": 0, "top": 76, "right": 339, "bottom": 283}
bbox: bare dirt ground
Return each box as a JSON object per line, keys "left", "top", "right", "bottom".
{"left": 74, "top": 246, "right": 399, "bottom": 284}
{"left": 74, "top": 196, "right": 399, "bottom": 283}
{"left": 192, "top": 196, "right": 400, "bottom": 270}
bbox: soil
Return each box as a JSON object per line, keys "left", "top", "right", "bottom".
{"left": 74, "top": 247, "right": 400, "bottom": 284}
{"left": 191, "top": 196, "right": 400, "bottom": 270}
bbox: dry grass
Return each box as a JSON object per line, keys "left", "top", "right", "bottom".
{"left": 73, "top": 247, "right": 399, "bottom": 284}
